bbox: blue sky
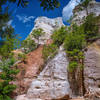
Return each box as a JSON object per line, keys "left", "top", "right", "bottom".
{"left": 8, "top": 0, "right": 100, "bottom": 40}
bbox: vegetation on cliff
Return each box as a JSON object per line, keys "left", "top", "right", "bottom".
{"left": 0, "top": 0, "right": 100, "bottom": 99}
{"left": 42, "top": 13, "right": 100, "bottom": 71}
{"left": 65, "top": 14, "right": 99, "bottom": 71}
{"left": 51, "top": 26, "right": 67, "bottom": 47}
{"left": 31, "top": 28, "right": 45, "bottom": 44}
{"left": 21, "top": 37, "right": 37, "bottom": 54}
{"left": 42, "top": 26, "right": 67, "bottom": 61}
{"left": 42, "top": 44, "right": 58, "bottom": 61}
{"left": 64, "top": 24, "right": 86, "bottom": 71}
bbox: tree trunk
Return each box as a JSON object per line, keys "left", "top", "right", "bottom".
{"left": 86, "top": 7, "right": 88, "bottom": 16}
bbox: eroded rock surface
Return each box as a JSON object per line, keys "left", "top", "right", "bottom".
{"left": 84, "top": 39, "right": 100, "bottom": 100}
{"left": 16, "top": 47, "right": 71, "bottom": 100}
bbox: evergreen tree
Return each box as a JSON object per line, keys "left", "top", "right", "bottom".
{"left": 83, "top": 14, "right": 99, "bottom": 40}
{"left": 21, "top": 37, "right": 37, "bottom": 53}
{"left": 32, "top": 28, "right": 45, "bottom": 44}
{"left": 51, "top": 26, "right": 67, "bottom": 47}
{"left": 0, "top": 58, "right": 19, "bottom": 100}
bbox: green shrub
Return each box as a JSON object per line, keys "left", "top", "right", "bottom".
{"left": 31, "top": 28, "right": 45, "bottom": 44}
{"left": 83, "top": 14, "right": 99, "bottom": 40}
{"left": 51, "top": 26, "right": 67, "bottom": 46}
{"left": 0, "top": 58, "right": 19, "bottom": 100}
{"left": 18, "top": 53, "right": 26, "bottom": 61}
{"left": 42, "top": 43, "right": 58, "bottom": 60}
{"left": 22, "top": 37, "right": 37, "bottom": 53}
{"left": 68, "top": 61, "right": 78, "bottom": 72}
{"left": 64, "top": 33, "right": 86, "bottom": 51}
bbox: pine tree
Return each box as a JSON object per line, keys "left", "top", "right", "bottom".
{"left": 0, "top": 58, "right": 19, "bottom": 100}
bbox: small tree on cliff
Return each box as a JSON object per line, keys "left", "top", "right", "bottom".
{"left": 32, "top": 28, "right": 45, "bottom": 44}
{"left": 81, "top": 0, "right": 92, "bottom": 15}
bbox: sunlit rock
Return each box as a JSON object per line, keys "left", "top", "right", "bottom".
{"left": 72, "top": 0, "right": 100, "bottom": 25}
{"left": 29, "top": 17, "right": 64, "bottom": 44}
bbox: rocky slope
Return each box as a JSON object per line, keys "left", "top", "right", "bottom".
{"left": 14, "top": 17, "right": 65, "bottom": 97}
{"left": 16, "top": 46, "right": 71, "bottom": 100}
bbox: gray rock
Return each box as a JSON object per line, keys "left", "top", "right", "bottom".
{"left": 84, "top": 40, "right": 100, "bottom": 99}
{"left": 16, "top": 47, "right": 71, "bottom": 100}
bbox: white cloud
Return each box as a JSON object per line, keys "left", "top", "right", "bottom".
{"left": 62, "top": 0, "right": 80, "bottom": 23}
{"left": 2, "top": 20, "right": 15, "bottom": 30}
{"left": 7, "top": 20, "right": 13, "bottom": 26}
{"left": 7, "top": 20, "right": 15, "bottom": 28}
{"left": 16, "top": 15, "right": 35, "bottom": 23}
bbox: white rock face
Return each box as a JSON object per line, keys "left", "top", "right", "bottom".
{"left": 16, "top": 47, "right": 71, "bottom": 100}
{"left": 29, "top": 17, "right": 64, "bottom": 44}
{"left": 72, "top": 0, "right": 100, "bottom": 25}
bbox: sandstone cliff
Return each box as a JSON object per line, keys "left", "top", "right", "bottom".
{"left": 72, "top": 0, "right": 100, "bottom": 25}
{"left": 14, "top": 17, "right": 66, "bottom": 98}
{"left": 15, "top": 1, "right": 100, "bottom": 99}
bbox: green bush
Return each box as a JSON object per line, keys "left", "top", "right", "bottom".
{"left": 83, "top": 14, "right": 99, "bottom": 39}
{"left": 51, "top": 26, "right": 67, "bottom": 46}
{"left": 18, "top": 53, "right": 26, "bottom": 61}
{"left": 42, "top": 43, "right": 58, "bottom": 60}
{"left": 64, "top": 32, "right": 86, "bottom": 51}
{"left": 21, "top": 37, "right": 37, "bottom": 53}
{"left": 64, "top": 24, "right": 85, "bottom": 71}
{"left": 0, "top": 58, "right": 19, "bottom": 100}
{"left": 31, "top": 28, "right": 45, "bottom": 44}
{"left": 68, "top": 61, "right": 78, "bottom": 72}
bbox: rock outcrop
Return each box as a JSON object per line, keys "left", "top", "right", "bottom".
{"left": 29, "top": 17, "right": 64, "bottom": 44}
{"left": 72, "top": 0, "right": 100, "bottom": 25}
{"left": 16, "top": 47, "right": 71, "bottom": 100}
{"left": 13, "top": 17, "right": 64, "bottom": 96}
{"left": 84, "top": 39, "right": 100, "bottom": 100}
